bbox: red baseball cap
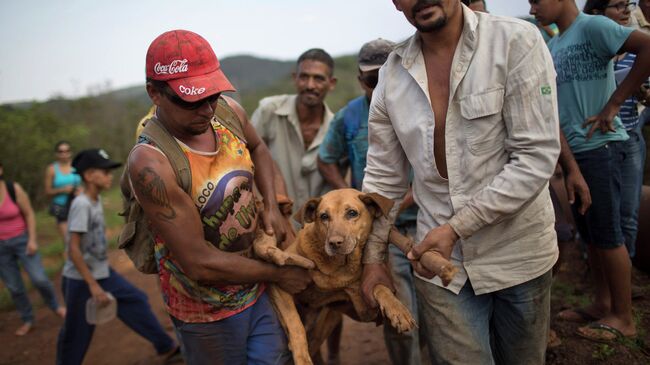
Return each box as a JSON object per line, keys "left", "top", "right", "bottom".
{"left": 146, "top": 30, "right": 235, "bottom": 102}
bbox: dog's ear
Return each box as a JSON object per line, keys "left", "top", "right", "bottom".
{"left": 293, "top": 197, "right": 322, "bottom": 225}
{"left": 359, "top": 193, "right": 394, "bottom": 218}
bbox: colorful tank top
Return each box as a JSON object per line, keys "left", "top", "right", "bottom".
{"left": 0, "top": 184, "right": 26, "bottom": 240}
{"left": 140, "top": 120, "right": 263, "bottom": 323}
{"left": 52, "top": 163, "right": 81, "bottom": 206}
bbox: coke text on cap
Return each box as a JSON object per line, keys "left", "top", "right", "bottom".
{"left": 146, "top": 30, "right": 235, "bottom": 102}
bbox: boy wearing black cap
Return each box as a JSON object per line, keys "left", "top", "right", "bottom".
{"left": 56, "top": 149, "right": 178, "bottom": 365}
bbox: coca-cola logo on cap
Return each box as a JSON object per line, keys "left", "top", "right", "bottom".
{"left": 154, "top": 59, "right": 189, "bottom": 75}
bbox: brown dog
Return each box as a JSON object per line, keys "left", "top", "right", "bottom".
{"left": 287, "top": 189, "right": 417, "bottom": 361}
{"left": 255, "top": 188, "right": 456, "bottom": 364}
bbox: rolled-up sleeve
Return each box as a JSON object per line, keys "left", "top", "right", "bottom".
{"left": 448, "top": 29, "right": 561, "bottom": 239}
{"left": 362, "top": 67, "right": 410, "bottom": 263}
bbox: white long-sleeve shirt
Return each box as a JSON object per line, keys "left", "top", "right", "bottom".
{"left": 362, "top": 8, "right": 560, "bottom": 295}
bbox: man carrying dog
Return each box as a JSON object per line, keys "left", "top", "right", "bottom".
{"left": 361, "top": 1, "right": 561, "bottom": 363}
{"left": 128, "top": 29, "right": 311, "bottom": 365}
{"left": 317, "top": 38, "right": 422, "bottom": 365}
{"left": 251, "top": 48, "right": 337, "bottom": 216}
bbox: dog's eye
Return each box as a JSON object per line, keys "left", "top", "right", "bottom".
{"left": 346, "top": 210, "right": 359, "bottom": 219}
{"left": 319, "top": 212, "right": 330, "bottom": 221}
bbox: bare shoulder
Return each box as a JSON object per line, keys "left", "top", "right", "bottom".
{"left": 222, "top": 95, "right": 249, "bottom": 124}
{"left": 13, "top": 181, "right": 25, "bottom": 193}
{"left": 127, "top": 145, "right": 182, "bottom": 221}
{"left": 128, "top": 145, "right": 176, "bottom": 190}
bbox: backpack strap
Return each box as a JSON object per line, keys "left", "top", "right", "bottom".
{"left": 214, "top": 97, "right": 247, "bottom": 144}
{"left": 140, "top": 117, "right": 192, "bottom": 194}
{"left": 5, "top": 180, "right": 16, "bottom": 203}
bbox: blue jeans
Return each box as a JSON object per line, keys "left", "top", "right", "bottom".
{"left": 0, "top": 232, "right": 60, "bottom": 323}
{"left": 384, "top": 223, "right": 421, "bottom": 365}
{"left": 171, "top": 291, "right": 290, "bottom": 365}
{"left": 415, "top": 270, "right": 552, "bottom": 365}
{"left": 621, "top": 127, "right": 646, "bottom": 257}
{"left": 56, "top": 269, "right": 175, "bottom": 365}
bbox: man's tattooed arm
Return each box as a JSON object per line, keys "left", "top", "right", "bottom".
{"left": 135, "top": 166, "right": 177, "bottom": 221}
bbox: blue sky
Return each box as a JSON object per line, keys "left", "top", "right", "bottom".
{"left": 0, "top": 0, "right": 585, "bottom": 104}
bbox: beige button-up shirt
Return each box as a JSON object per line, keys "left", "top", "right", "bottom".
{"left": 362, "top": 8, "right": 560, "bottom": 295}
{"left": 630, "top": 7, "right": 650, "bottom": 35}
{"left": 251, "top": 94, "right": 334, "bottom": 214}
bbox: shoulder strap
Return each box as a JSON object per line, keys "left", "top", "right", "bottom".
{"left": 214, "top": 97, "right": 247, "bottom": 144}
{"left": 140, "top": 117, "right": 192, "bottom": 194}
{"left": 5, "top": 180, "right": 16, "bottom": 203}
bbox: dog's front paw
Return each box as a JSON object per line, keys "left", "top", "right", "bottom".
{"left": 266, "top": 246, "right": 315, "bottom": 270}
{"left": 373, "top": 285, "right": 417, "bottom": 333}
{"left": 284, "top": 252, "right": 316, "bottom": 270}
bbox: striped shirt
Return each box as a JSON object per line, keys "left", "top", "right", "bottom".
{"left": 614, "top": 53, "right": 640, "bottom": 130}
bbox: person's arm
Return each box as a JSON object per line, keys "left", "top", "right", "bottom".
{"left": 318, "top": 111, "right": 348, "bottom": 189}
{"left": 44, "top": 164, "right": 72, "bottom": 197}
{"left": 272, "top": 161, "right": 289, "bottom": 197}
{"left": 317, "top": 158, "right": 348, "bottom": 189}
{"left": 13, "top": 183, "right": 38, "bottom": 255}
{"left": 68, "top": 231, "right": 111, "bottom": 304}
{"left": 584, "top": 28, "right": 650, "bottom": 138}
{"left": 397, "top": 186, "right": 415, "bottom": 215}
{"left": 413, "top": 28, "right": 561, "bottom": 263}
{"left": 128, "top": 142, "right": 309, "bottom": 293}
{"left": 224, "top": 96, "right": 287, "bottom": 243}
{"left": 557, "top": 130, "right": 591, "bottom": 215}
{"left": 360, "top": 66, "right": 410, "bottom": 306}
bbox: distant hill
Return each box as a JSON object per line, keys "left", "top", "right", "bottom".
{"left": 6, "top": 53, "right": 361, "bottom": 114}
{"left": 0, "top": 54, "right": 363, "bottom": 204}
{"left": 221, "top": 55, "right": 295, "bottom": 95}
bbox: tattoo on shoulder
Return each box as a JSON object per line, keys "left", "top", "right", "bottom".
{"left": 135, "top": 167, "right": 177, "bottom": 221}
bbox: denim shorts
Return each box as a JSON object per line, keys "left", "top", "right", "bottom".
{"left": 48, "top": 203, "right": 69, "bottom": 223}
{"left": 572, "top": 141, "right": 626, "bottom": 249}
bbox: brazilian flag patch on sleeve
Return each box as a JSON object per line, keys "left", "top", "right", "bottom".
{"left": 541, "top": 85, "right": 552, "bottom": 95}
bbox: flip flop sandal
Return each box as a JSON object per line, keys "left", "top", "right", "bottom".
{"left": 556, "top": 308, "right": 599, "bottom": 323}
{"left": 576, "top": 322, "right": 630, "bottom": 344}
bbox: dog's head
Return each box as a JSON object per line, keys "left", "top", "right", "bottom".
{"left": 295, "top": 189, "right": 393, "bottom": 256}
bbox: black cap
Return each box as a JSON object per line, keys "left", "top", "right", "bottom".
{"left": 358, "top": 38, "right": 395, "bottom": 72}
{"left": 72, "top": 149, "right": 122, "bottom": 175}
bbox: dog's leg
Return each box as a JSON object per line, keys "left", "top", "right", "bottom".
{"left": 253, "top": 230, "right": 315, "bottom": 269}
{"left": 343, "top": 286, "right": 379, "bottom": 322}
{"left": 372, "top": 284, "right": 417, "bottom": 333}
{"left": 267, "top": 285, "right": 313, "bottom": 365}
{"left": 388, "top": 227, "right": 459, "bottom": 286}
{"left": 307, "top": 307, "right": 343, "bottom": 359}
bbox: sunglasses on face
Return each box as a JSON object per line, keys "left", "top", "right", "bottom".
{"left": 358, "top": 74, "right": 379, "bottom": 89}
{"left": 160, "top": 87, "right": 221, "bottom": 110}
{"left": 57, "top": 149, "right": 71, "bottom": 153}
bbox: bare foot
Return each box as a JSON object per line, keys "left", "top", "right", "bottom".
{"left": 15, "top": 322, "right": 32, "bottom": 336}
{"left": 556, "top": 306, "right": 606, "bottom": 323}
{"left": 56, "top": 306, "right": 67, "bottom": 318}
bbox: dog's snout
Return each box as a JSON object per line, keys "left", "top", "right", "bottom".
{"left": 329, "top": 238, "right": 344, "bottom": 248}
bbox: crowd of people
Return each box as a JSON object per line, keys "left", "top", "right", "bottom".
{"left": 1, "top": 0, "right": 649, "bottom": 364}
